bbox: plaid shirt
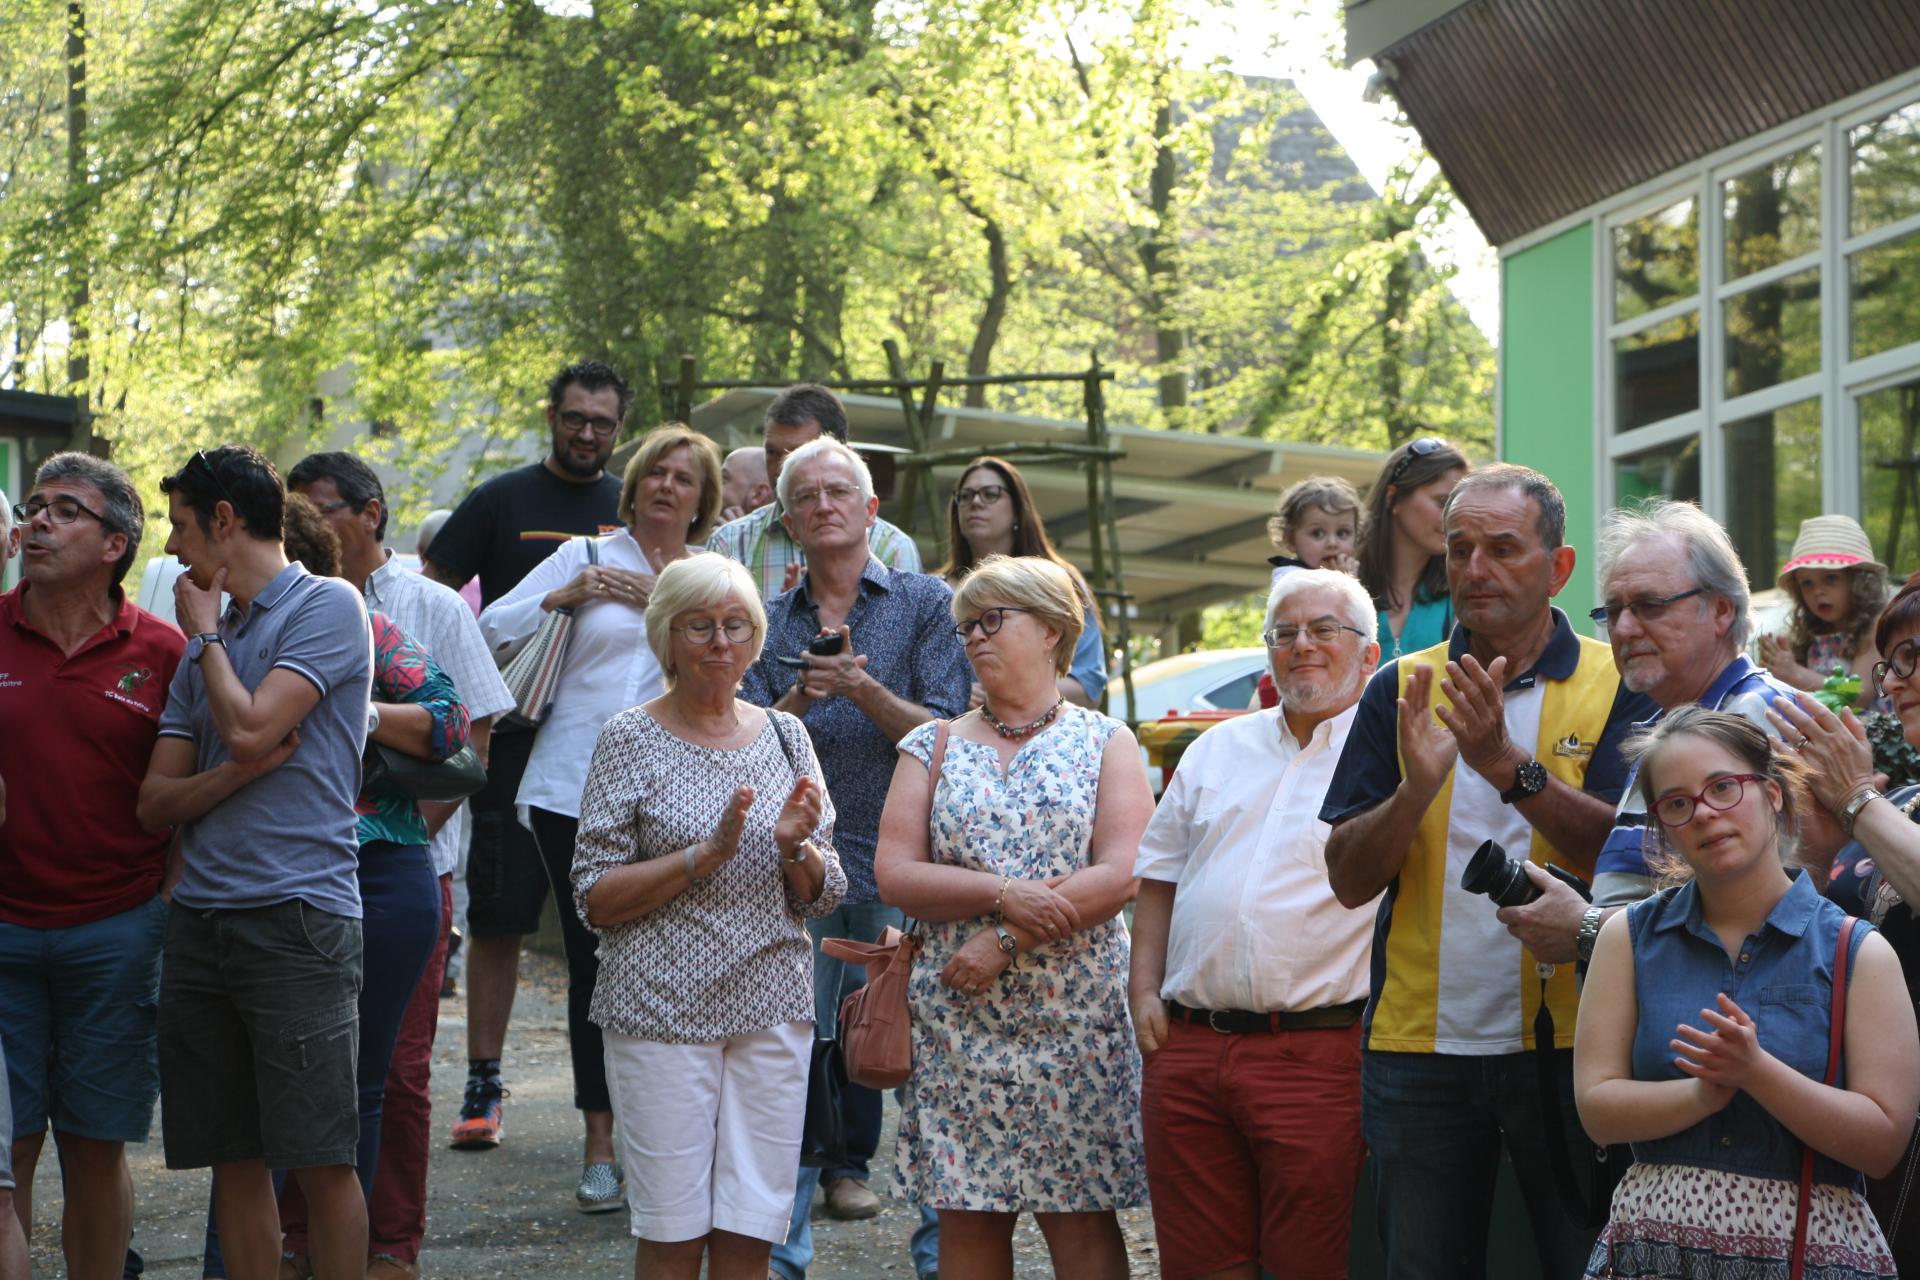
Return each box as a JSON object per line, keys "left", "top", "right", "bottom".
{"left": 705, "top": 503, "right": 922, "bottom": 600}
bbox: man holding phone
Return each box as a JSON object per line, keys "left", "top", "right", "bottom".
{"left": 739, "top": 437, "right": 968, "bottom": 1280}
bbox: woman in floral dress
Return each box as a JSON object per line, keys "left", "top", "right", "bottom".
{"left": 876, "top": 554, "right": 1152, "bottom": 1280}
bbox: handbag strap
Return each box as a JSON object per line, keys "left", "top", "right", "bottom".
{"left": 928, "top": 718, "right": 950, "bottom": 789}
{"left": 585, "top": 534, "right": 600, "bottom": 566}
{"left": 771, "top": 711, "right": 802, "bottom": 782}
{"left": 1792, "top": 915, "right": 1859, "bottom": 1280}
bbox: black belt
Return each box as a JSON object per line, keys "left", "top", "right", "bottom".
{"left": 1166, "top": 998, "right": 1366, "bottom": 1034}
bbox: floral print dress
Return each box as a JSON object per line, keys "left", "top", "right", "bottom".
{"left": 895, "top": 705, "right": 1148, "bottom": 1213}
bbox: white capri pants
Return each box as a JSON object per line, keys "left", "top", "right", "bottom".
{"left": 603, "top": 1019, "right": 812, "bottom": 1243}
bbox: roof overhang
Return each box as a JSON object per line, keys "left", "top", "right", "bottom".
{"left": 0, "top": 389, "right": 81, "bottom": 438}
{"left": 1359, "top": 0, "right": 1920, "bottom": 245}
{"left": 633, "top": 388, "right": 1386, "bottom": 625}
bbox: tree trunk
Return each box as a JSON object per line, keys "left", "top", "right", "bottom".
{"left": 65, "top": 0, "right": 89, "bottom": 405}
{"left": 962, "top": 215, "right": 1010, "bottom": 408}
{"left": 1139, "top": 96, "right": 1187, "bottom": 416}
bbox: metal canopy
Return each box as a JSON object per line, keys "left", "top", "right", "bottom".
{"left": 686, "top": 388, "right": 1386, "bottom": 626}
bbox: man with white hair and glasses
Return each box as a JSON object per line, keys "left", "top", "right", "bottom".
{"left": 1130, "top": 568, "right": 1382, "bottom": 1280}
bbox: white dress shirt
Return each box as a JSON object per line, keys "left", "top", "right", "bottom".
{"left": 479, "top": 530, "right": 681, "bottom": 821}
{"left": 1135, "top": 703, "right": 1377, "bottom": 1014}
{"left": 365, "top": 550, "right": 519, "bottom": 876}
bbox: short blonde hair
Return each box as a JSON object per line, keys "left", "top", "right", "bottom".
{"left": 618, "top": 425, "right": 724, "bottom": 543}
{"left": 951, "top": 554, "right": 1084, "bottom": 676}
{"left": 645, "top": 554, "right": 767, "bottom": 685}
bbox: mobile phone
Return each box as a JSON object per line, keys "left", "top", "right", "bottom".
{"left": 775, "top": 631, "right": 848, "bottom": 667}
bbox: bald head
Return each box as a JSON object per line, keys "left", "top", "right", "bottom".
{"left": 721, "top": 446, "right": 772, "bottom": 520}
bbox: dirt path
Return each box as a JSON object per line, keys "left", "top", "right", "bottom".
{"left": 26, "top": 949, "right": 1159, "bottom": 1278}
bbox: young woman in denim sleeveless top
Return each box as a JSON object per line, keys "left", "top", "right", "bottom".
{"left": 1574, "top": 707, "right": 1917, "bottom": 1279}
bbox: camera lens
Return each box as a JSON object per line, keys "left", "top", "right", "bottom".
{"left": 1459, "top": 839, "right": 1542, "bottom": 909}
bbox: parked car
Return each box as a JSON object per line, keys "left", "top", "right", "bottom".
{"left": 1113, "top": 646, "right": 1268, "bottom": 724}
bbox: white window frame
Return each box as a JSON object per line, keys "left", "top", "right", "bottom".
{"left": 1564, "top": 68, "right": 1920, "bottom": 573}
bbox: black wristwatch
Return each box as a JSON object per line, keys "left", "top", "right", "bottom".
{"left": 1499, "top": 758, "right": 1548, "bottom": 804}
{"left": 187, "top": 632, "right": 225, "bottom": 664}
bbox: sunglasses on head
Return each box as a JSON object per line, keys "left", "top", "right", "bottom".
{"left": 1387, "top": 437, "right": 1447, "bottom": 488}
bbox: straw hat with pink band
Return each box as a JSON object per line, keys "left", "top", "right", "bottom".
{"left": 1776, "top": 515, "right": 1887, "bottom": 592}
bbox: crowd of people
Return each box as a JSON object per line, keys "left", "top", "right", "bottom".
{"left": 5, "top": 359, "right": 1920, "bottom": 1280}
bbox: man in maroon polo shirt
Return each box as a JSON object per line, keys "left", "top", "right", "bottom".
{"left": 0, "top": 453, "right": 184, "bottom": 1280}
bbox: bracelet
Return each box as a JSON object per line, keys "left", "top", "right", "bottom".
{"left": 994, "top": 875, "right": 1011, "bottom": 921}
{"left": 1840, "top": 784, "right": 1884, "bottom": 839}
{"left": 683, "top": 845, "right": 707, "bottom": 888}
{"left": 779, "top": 840, "right": 813, "bottom": 866}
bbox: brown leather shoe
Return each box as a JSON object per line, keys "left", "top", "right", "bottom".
{"left": 367, "top": 1255, "right": 420, "bottom": 1280}
{"left": 822, "top": 1176, "right": 882, "bottom": 1220}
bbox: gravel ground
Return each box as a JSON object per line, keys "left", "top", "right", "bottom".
{"left": 26, "top": 948, "right": 1161, "bottom": 1278}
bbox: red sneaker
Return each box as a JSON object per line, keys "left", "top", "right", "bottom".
{"left": 449, "top": 1078, "right": 506, "bottom": 1150}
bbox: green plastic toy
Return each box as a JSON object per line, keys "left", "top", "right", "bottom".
{"left": 1813, "top": 666, "right": 1863, "bottom": 712}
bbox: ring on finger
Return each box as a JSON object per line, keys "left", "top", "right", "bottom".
{"left": 1797, "top": 736, "right": 1812, "bottom": 749}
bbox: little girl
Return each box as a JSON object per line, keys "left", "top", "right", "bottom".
{"left": 1267, "top": 475, "right": 1362, "bottom": 586}
{"left": 1759, "top": 515, "right": 1890, "bottom": 699}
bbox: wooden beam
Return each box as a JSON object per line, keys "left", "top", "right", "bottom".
{"left": 1144, "top": 516, "right": 1274, "bottom": 562}
{"left": 1048, "top": 497, "right": 1160, "bottom": 540}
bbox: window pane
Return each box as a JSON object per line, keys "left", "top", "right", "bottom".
{"left": 1614, "top": 312, "right": 1700, "bottom": 432}
{"left": 1615, "top": 436, "right": 1701, "bottom": 506}
{"left": 1850, "top": 99, "right": 1920, "bottom": 235}
{"left": 1859, "top": 377, "right": 1920, "bottom": 575}
{"left": 1725, "top": 268, "right": 1820, "bottom": 398}
{"left": 1851, "top": 229, "right": 1920, "bottom": 360}
{"left": 1614, "top": 197, "right": 1699, "bottom": 322}
{"left": 1724, "top": 146, "right": 1820, "bottom": 280}
{"left": 1725, "top": 399, "right": 1821, "bottom": 587}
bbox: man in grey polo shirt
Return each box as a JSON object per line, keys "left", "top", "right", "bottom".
{"left": 289, "top": 449, "right": 518, "bottom": 1271}
{"left": 137, "top": 445, "right": 373, "bottom": 1280}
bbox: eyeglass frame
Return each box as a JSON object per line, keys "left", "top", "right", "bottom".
{"left": 1651, "top": 772, "right": 1769, "bottom": 828}
{"left": 953, "top": 483, "right": 1009, "bottom": 508}
{"left": 788, "top": 482, "right": 864, "bottom": 512}
{"left": 1874, "top": 636, "right": 1920, "bottom": 692}
{"left": 1385, "top": 437, "right": 1448, "bottom": 488}
{"left": 671, "top": 618, "right": 759, "bottom": 644}
{"left": 1589, "top": 586, "right": 1708, "bottom": 629}
{"left": 186, "top": 450, "right": 240, "bottom": 513}
{"left": 13, "top": 495, "right": 107, "bottom": 527}
{"left": 556, "top": 408, "right": 620, "bottom": 438}
{"left": 1261, "top": 620, "right": 1368, "bottom": 649}
{"left": 953, "top": 606, "right": 1032, "bottom": 639}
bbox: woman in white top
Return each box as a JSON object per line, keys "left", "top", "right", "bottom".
{"left": 478, "top": 423, "right": 721, "bottom": 1209}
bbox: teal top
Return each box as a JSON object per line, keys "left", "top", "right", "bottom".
{"left": 1377, "top": 590, "right": 1454, "bottom": 664}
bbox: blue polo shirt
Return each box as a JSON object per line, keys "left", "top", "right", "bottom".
{"left": 157, "top": 563, "right": 373, "bottom": 917}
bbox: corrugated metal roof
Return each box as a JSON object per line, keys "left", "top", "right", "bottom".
{"left": 1380, "top": 0, "right": 1920, "bottom": 245}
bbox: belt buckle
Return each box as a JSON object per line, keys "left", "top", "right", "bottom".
{"left": 1208, "top": 1008, "right": 1231, "bottom": 1034}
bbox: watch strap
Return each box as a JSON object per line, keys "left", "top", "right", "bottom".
{"left": 1576, "top": 906, "right": 1605, "bottom": 966}
{"left": 1499, "top": 758, "right": 1547, "bottom": 804}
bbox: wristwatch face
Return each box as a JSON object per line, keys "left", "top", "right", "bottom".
{"left": 996, "top": 928, "right": 1017, "bottom": 954}
{"left": 1517, "top": 760, "right": 1548, "bottom": 795}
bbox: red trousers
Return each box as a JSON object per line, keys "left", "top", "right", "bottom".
{"left": 1141, "top": 1017, "right": 1365, "bottom": 1280}
{"left": 367, "top": 872, "right": 454, "bottom": 1262}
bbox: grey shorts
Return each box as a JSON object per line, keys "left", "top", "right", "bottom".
{"left": 157, "top": 900, "right": 363, "bottom": 1171}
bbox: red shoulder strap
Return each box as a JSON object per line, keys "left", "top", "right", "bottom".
{"left": 1792, "top": 915, "right": 1859, "bottom": 1280}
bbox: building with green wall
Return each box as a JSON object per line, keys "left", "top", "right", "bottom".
{"left": 1347, "top": 0, "right": 1920, "bottom": 617}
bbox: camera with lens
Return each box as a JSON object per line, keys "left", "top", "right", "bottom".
{"left": 1459, "top": 839, "right": 1591, "bottom": 908}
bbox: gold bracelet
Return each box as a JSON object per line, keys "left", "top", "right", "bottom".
{"left": 994, "top": 875, "right": 1011, "bottom": 920}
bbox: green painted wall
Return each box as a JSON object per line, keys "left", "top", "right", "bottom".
{"left": 1502, "top": 222, "right": 1598, "bottom": 630}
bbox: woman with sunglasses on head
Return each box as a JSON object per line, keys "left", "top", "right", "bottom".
{"left": 1773, "top": 570, "right": 1920, "bottom": 1267}
{"left": 1573, "top": 706, "right": 1915, "bottom": 1279}
{"left": 937, "top": 457, "right": 1107, "bottom": 709}
{"left": 1355, "top": 436, "right": 1470, "bottom": 662}
{"left": 478, "top": 423, "right": 721, "bottom": 1211}
{"left": 875, "top": 555, "right": 1153, "bottom": 1280}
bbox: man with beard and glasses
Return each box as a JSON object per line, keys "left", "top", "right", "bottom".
{"left": 1129, "top": 568, "right": 1382, "bottom": 1280}
{"left": 421, "top": 361, "right": 625, "bottom": 1162}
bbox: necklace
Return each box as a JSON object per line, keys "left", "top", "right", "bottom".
{"left": 980, "top": 698, "right": 1064, "bottom": 741}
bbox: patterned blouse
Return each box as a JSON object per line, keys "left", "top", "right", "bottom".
{"left": 571, "top": 705, "right": 847, "bottom": 1043}
{"left": 356, "top": 610, "right": 471, "bottom": 849}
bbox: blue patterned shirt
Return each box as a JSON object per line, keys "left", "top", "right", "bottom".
{"left": 739, "top": 558, "right": 970, "bottom": 903}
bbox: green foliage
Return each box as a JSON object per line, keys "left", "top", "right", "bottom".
{"left": 1, "top": 0, "right": 1495, "bottom": 551}
{"left": 1198, "top": 589, "right": 1268, "bottom": 650}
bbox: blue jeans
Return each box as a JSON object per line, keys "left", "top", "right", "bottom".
{"left": 1361, "top": 1048, "right": 1598, "bottom": 1280}
{"left": 770, "top": 900, "right": 939, "bottom": 1280}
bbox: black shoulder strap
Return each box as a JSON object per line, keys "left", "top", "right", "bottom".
{"left": 585, "top": 535, "right": 600, "bottom": 566}
{"left": 770, "top": 711, "right": 801, "bottom": 781}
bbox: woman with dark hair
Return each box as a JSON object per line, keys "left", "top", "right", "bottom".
{"left": 1775, "top": 570, "right": 1920, "bottom": 1265}
{"left": 1355, "top": 436, "right": 1470, "bottom": 662}
{"left": 937, "top": 456, "right": 1107, "bottom": 708}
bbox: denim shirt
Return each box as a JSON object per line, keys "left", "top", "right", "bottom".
{"left": 1626, "top": 869, "right": 1870, "bottom": 1187}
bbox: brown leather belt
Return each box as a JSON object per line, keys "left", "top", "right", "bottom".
{"left": 1166, "top": 998, "right": 1366, "bottom": 1034}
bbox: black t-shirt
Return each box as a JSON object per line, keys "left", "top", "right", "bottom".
{"left": 429, "top": 461, "right": 623, "bottom": 606}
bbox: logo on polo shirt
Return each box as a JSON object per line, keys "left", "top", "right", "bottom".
{"left": 117, "top": 665, "right": 153, "bottom": 695}
{"left": 104, "top": 663, "right": 157, "bottom": 712}
{"left": 1551, "top": 732, "right": 1592, "bottom": 760}
{"left": 0, "top": 671, "right": 17, "bottom": 689}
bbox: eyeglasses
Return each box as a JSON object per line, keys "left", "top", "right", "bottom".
{"left": 188, "top": 449, "right": 238, "bottom": 510}
{"left": 954, "top": 606, "right": 1031, "bottom": 639}
{"left": 673, "top": 618, "right": 758, "bottom": 644}
{"left": 1386, "top": 437, "right": 1447, "bottom": 487}
{"left": 14, "top": 495, "right": 106, "bottom": 526}
{"left": 310, "top": 499, "right": 352, "bottom": 516}
{"left": 1874, "top": 637, "right": 1920, "bottom": 690}
{"left": 1589, "top": 586, "right": 1707, "bottom": 629}
{"left": 789, "top": 483, "right": 860, "bottom": 512}
{"left": 1262, "top": 620, "right": 1367, "bottom": 648}
{"left": 953, "top": 484, "right": 1008, "bottom": 508}
{"left": 557, "top": 409, "right": 619, "bottom": 437}
{"left": 1652, "top": 773, "right": 1767, "bottom": 827}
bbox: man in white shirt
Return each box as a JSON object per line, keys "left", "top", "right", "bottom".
{"left": 1130, "top": 567, "right": 1381, "bottom": 1280}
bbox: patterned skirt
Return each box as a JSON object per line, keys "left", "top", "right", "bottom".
{"left": 1585, "top": 1162, "right": 1896, "bottom": 1279}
